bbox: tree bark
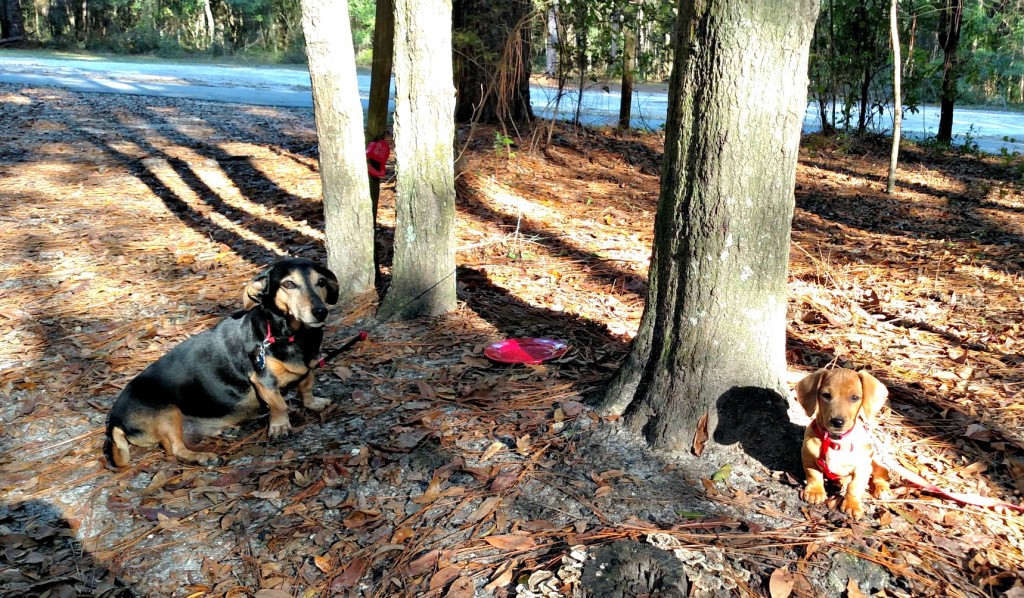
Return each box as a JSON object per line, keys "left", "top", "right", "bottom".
{"left": 452, "top": 0, "right": 533, "bottom": 126}
{"left": 618, "top": 12, "right": 636, "bottom": 130}
{"left": 597, "top": 0, "right": 818, "bottom": 453}
{"left": 1, "top": 0, "right": 25, "bottom": 39}
{"left": 936, "top": 0, "right": 963, "bottom": 144}
{"left": 886, "top": 0, "right": 902, "bottom": 194}
{"left": 299, "top": 0, "right": 376, "bottom": 300}
{"left": 378, "top": 0, "right": 456, "bottom": 320}
{"left": 366, "top": 0, "right": 395, "bottom": 285}
{"left": 545, "top": 1, "right": 558, "bottom": 77}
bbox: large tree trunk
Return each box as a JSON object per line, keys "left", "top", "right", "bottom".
{"left": 366, "top": 0, "right": 395, "bottom": 285}
{"left": 936, "top": 0, "right": 963, "bottom": 144}
{"left": 886, "top": 0, "right": 902, "bottom": 194}
{"left": 299, "top": 0, "right": 375, "bottom": 300}
{"left": 597, "top": 0, "right": 818, "bottom": 453}
{"left": 452, "top": 0, "right": 533, "bottom": 126}
{"left": 1, "top": 0, "right": 25, "bottom": 39}
{"left": 378, "top": 0, "right": 456, "bottom": 320}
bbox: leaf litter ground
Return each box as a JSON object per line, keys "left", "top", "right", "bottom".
{"left": 0, "top": 83, "right": 1023, "bottom": 597}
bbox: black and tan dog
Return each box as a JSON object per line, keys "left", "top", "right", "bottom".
{"left": 104, "top": 258, "right": 339, "bottom": 467}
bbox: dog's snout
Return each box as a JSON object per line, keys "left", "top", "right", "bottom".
{"left": 313, "top": 306, "right": 328, "bottom": 321}
{"left": 828, "top": 416, "right": 845, "bottom": 429}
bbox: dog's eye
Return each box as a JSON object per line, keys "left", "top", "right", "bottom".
{"left": 820, "top": 391, "right": 832, "bottom": 401}
{"left": 281, "top": 281, "right": 298, "bottom": 289}
{"left": 316, "top": 278, "right": 328, "bottom": 287}
{"left": 851, "top": 395, "right": 861, "bottom": 403}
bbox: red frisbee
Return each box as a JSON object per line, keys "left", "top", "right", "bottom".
{"left": 484, "top": 338, "right": 569, "bottom": 365}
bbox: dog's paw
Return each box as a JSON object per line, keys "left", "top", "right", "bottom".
{"left": 268, "top": 417, "right": 292, "bottom": 438}
{"left": 303, "top": 395, "right": 331, "bottom": 412}
{"left": 840, "top": 495, "right": 866, "bottom": 518}
{"left": 801, "top": 484, "right": 828, "bottom": 505}
{"left": 870, "top": 479, "right": 892, "bottom": 500}
{"left": 195, "top": 452, "right": 222, "bottom": 467}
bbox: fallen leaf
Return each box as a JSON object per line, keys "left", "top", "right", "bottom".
{"left": 142, "top": 470, "right": 169, "bottom": 495}
{"left": 254, "top": 591, "right": 293, "bottom": 598}
{"left": 444, "top": 577, "right": 474, "bottom": 598}
{"left": 429, "top": 566, "right": 461, "bottom": 591}
{"left": 711, "top": 463, "right": 733, "bottom": 482}
{"left": 692, "top": 412, "right": 709, "bottom": 456}
{"left": 466, "top": 496, "right": 502, "bottom": 524}
{"left": 482, "top": 441, "right": 505, "bottom": 461}
{"left": 406, "top": 550, "right": 440, "bottom": 577}
{"left": 846, "top": 578, "right": 868, "bottom": 598}
{"left": 484, "top": 534, "right": 536, "bottom": 551}
{"left": 484, "top": 559, "right": 517, "bottom": 591}
{"left": 769, "top": 568, "right": 796, "bottom": 598}
{"left": 329, "top": 557, "right": 369, "bottom": 592}
{"left": 313, "top": 554, "right": 333, "bottom": 573}
{"left": 490, "top": 470, "right": 519, "bottom": 492}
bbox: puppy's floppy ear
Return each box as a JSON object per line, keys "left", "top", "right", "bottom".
{"left": 242, "top": 270, "right": 270, "bottom": 311}
{"left": 795, "top": 369, "right": 826, "bottom": 417}
{"left": 314, "top": 263, "right": 340, "bottom": 305}
{"left": 858, "top": 370, "right": 889, "bottom": 423}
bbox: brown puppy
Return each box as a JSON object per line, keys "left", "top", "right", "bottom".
{"left": 796, "top": 367, "right": 891, "bottom": 518}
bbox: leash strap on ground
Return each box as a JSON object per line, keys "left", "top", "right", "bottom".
{"left": 866, "top": 421, "right": 1024, "bottom": 514}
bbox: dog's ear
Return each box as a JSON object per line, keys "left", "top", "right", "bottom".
{"left": 795, "top": 369, "right": 826, "bottom": 417}
{"left": 242, "top": 270, "right": 270, "bottom": 310}
{"left": 314, "top": 263, "right": 340, "bottom": 305}
{"left": 858, "top": 370, "right": 889, "bottom": 423}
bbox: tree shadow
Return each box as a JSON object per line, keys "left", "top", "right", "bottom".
{"left": 713, "top": 386, "right": 804, "bottom": 477}
{"left": 0, "top": 499, "right": 136, "bottom": 597}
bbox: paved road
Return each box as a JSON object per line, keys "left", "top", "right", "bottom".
{"left": 2, "top": 52, "right": 1022, "bottom": 154}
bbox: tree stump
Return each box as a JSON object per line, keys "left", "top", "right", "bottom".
{"left": 581, "top": 541, "right": 689, "bottom": 598}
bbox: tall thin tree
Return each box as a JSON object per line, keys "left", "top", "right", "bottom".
{"left": 299, "top": 0, "right": 376, "bottom": 299}
{"left": 936, "top": 0, "right": 964, "bottom": 144}
{"left": 598, "top": 0, "right": 819, "bottom": 452}
{"left": 887, "top": 0, "right": 902, "bottom": 194}
{"left": 366, "top": 0, "right": 395, "bottom": 284}
{"left": 378, "top": 0, "right": 457, "bottom": 319}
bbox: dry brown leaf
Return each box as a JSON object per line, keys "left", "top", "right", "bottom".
{"left": 429, "top": 566, "right": 462, "bottom": 591}
{"left": 254, "top": 591, "right": 293, "bottom": 598}
{"left": 490, "top": 470, "right": 519, "bottom": 492}
{"left": 846, "top": 578, "right": 868, "bottom": 598}
{"left": 769, "top": 568, "right": 796, "bottom": 598}
{"left": 413, "top": 474, "right": 446, "bottom": 505}
{"left": 444, "top": 577, "right": 474, "bottom": 598}
{"left": 330, "top": 557, "right": 369, "bottom": 592}
{"left": 483, "top": 534, "right": 536, "bottom": 551}
{"left": 466, "top": 496, "right": 502, "bottom": 524}
{"left": 693, "top": 412, "right": 709, "bottom": 457}
{"left": 484, "top": 559, "right": 517, "bottom": 591}
{"left": 481, "top": 441, "right": 506, "bottom": 461}
{"left": 407, "top": 550, "right": 440, "bottom": 577}
{"left": 313, "top": 554, "right": 333, "bottom": 574}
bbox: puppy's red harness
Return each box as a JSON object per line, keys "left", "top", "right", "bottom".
{"left": 811, "top": 420, "right": 864, "bottom": 481}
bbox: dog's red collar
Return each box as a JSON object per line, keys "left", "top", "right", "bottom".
{"left": 264, "top": 322, "right": 295, "bottom": 345}
{"left": 811, "top": 420, "right": 862, "bottom": 481}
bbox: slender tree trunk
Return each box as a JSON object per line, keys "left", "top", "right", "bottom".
{"left": 905, "top": 10, "right": 917, "bottom": 79}
{"left": 299, "top": 0, "right": 375, "bottom": 300}
{"left": 366, "top": 0, "right": 395, "bottom": 285}
{"left": 937, "top": 0, "right": 963, "bottom": 144}
{"left": 887, "top": 0, "right": 902, "bottom": 194}
{"left": 545, "top": 1, "right": 558, "bottom": 76}
{"left": 598, "top": 0, "right": 818, "bottom": 453}
{"left": 618, "top": 13, "right": 636, "bottom": 130}
{"left": 203, "top": 0, "right": 215, "bottom": 45}
{"left": 378, "top": 0, "right": 456, "bottom": 320}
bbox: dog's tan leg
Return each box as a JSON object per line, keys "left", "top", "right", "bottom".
{"left": 840, "top": 464, "right": 871, "bottom": 518}
{"left": 869, "top": 459, "right": 892, "bottom": 499}
{"left": 251, "top": 375, "right": 291, "bottom": 437}
{"left": 802, "top": 467, "right": 828, "bottom": 505}
{"left": 153, "top": 408, "right": 221, "bottom": 466}
{"left": 109, "top": 427, "right": 132, "bottom": 468}
{"left": 297, "top": 371, "right": 329, "bottom": 411}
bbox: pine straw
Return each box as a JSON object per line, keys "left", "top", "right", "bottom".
{"left": 2, "top": 84, "right": 1024, "bottom": 596}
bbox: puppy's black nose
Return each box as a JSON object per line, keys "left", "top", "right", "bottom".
{"left": 829, "top": 417, "right": 845, "bottom": 429}
{"left": 313, "top": 306, "right": 328, "bottom": 321}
